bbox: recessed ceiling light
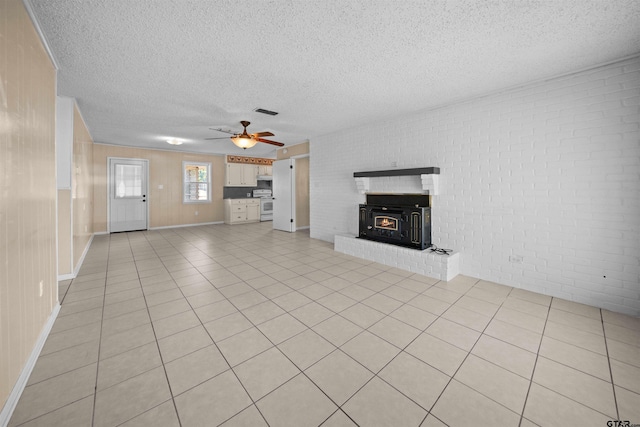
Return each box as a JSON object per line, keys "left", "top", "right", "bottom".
{"left": 167, "top": 138, "right": 182, "bottom": 145}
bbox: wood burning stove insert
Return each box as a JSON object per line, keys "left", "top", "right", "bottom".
{"left": 359, "top": 194, "right": 431, "bottom": 250}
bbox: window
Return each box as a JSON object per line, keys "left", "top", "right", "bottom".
{"left": 183, "top": 161, "right": 211, "bottom": 203}
{"left": 115, "top": 164, "right": 143, "bottom": 198}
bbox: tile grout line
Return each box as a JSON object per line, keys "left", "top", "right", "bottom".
{"left": 9, "top": 258, "right": 107, "bottom": 425}
{"left": 517, "top": 295, "right": 553, "bottom": 427}
{"left": 218, "top": 273, "right": 335, "bottom": 425}
{"left": 15, "top": 227, "right": 322, "bottom": 424}
{"left": 90, "top": 236, "right": 114, "bottom": 427}
{"left": 399, "top": 286, "right": 475, "bottom": 424}
{"left": 282, "top": 278, "right": 487, "bottom": 425}
{"left": 141, "top": 230, "right": 224, "bottom": 421}
{"left": 85, "top": 235, "right": 185, "bottom": 423}
{"left": 127, "top": 231, "right": 186, "bottom": 427}
{"left": 141, "top": 228, "right": 273, "bottom": 427}
{"left": 269, "top": 276, "right": 494, "bottom": 424}
{"left": 421, "top": 279, "right": 515, "bottom": 426}
{"left": 92, "top": 236, "right": 433, "bottom": 424}
{"left": 214, "top": 234, "right": 352, "bottom": 424}
{"left": 600, "top": 308, "right": 620, "bottom": 422}
{"left": 527, "top": 304, "right": 625, "bottom": 421}
{"left": 200, "top": 241, "right": 379, "bottom": 426}
{"left": 317, "top": 278, "right": 454, "bottom": 426}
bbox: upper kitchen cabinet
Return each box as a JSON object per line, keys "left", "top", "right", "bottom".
{"left": 257, "top": 165, "right": 272, "bottom": 176}
{"left": 225, "top": 163, "right": 257, "bottom": 187}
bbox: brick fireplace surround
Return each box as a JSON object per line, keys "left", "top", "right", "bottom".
{"left": 334, "top": 167, "right": 459, "bottom": 281}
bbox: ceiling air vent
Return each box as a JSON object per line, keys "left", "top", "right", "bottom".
{"left": 254, "top": 108, "right": 279, "bottom": 116}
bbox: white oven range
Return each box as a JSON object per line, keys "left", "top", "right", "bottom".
{"left": 252, "top": 189, "right": 273, "bottom": 221}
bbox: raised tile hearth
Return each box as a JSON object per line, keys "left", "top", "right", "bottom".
{"left": 334, "top": 234, "right": 460, "bottom": 281}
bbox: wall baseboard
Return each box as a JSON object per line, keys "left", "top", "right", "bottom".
{"left": 296, "top": 226, "right": 310, "bottom": 231}
{"left": 0, "top": 302, "right": 61, "bottom": 427}
{"left": 72, "top": 234, "right": 94, "bottom": 277}
{"left": 95, "top": 222, "right": 225, "bottom": 234}
{"left": 56, "top": 233, "right": 95, "bottom": 282}
{"left": 148, "top": 221, "right": 224, "bottom": 230}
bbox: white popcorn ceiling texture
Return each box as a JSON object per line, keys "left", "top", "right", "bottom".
{"left": 29, "top": 0, "right": 640, "bottom": 156}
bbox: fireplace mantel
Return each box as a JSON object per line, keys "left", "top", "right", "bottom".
{"left": 353, "top": 167, "right": 440, "bottom": 195}
{"left": 353, "top": 167, "right": 440, "bottom": 177}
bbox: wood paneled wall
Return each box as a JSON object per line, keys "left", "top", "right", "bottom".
{"left": 0, "top": 0, "right": 58, "bottom": 408}
{"left": 295, "top": 157, "right": 310, "bottom": 228}
{"left": 57, "top": 190, "right": 72, "bottom": 275}
{"left": 93, "top": 144, "right": 226, "bottom": 231}
{"left": 72, "top": 106, "right": 93, "bottom": 267}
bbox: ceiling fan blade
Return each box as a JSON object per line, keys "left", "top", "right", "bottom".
{"left": 257, "top": 138, "right": 284, "bottom": 147}
{"left": 209, "top": 127, "right": 235, "bottom": 135}
{"left": 253, "top": 131, "right": 274, "bottom": 137}
{"left": 205, "top": 136, "right": 233, "bottom": 140}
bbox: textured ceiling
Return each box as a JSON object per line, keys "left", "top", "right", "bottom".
{"left": 28, "top": 0, "right": 640, "bottom": 157}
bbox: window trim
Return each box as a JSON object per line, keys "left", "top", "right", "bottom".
{"left": 183, "top": 161, "right": 212, "bottom": 204}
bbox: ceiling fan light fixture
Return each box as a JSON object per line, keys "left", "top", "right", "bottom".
{"left": 231, "top": 134, "right": 258, "bottom": 149}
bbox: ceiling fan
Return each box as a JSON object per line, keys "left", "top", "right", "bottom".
{"left": 206, "top": 120, "right": 284, "bottom": 149}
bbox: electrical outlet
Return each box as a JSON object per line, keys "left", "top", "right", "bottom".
{"left": 195, "top": 211, "right": 198, "bottom": 216}
{"left": 39, "top": 280, "right": 43, "bottom": 297}
{"left": 509, "top": 255, "right": 523, "bottom": 264}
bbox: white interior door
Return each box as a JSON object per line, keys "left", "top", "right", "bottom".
{"left": 272, "top": 159, "right": 295, "bottom": 232}
{"left": 109, "top": 158, "right": 148, "bottom": 232}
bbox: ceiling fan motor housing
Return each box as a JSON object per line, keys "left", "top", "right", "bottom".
{"left": 206, "top": 121, "right": 284, "bottom": 148}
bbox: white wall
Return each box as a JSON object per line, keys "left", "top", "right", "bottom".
{"left": 55, "top": 96, "right": 74, "bottom": 190}
{"left": 310, "top": 55, "right": 640, "bottom": 316}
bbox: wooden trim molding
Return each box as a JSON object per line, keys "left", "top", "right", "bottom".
{"left": 353, "top": 167, "right": 440, "bottom": 177}
{"left": 226, "top": 155, "right": 274, "bottom": 166}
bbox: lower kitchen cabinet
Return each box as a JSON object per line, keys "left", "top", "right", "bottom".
{"left": 224, "top": 198, "right": 261, "bottom": 224}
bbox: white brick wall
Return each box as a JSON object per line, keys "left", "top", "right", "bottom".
{"left": 311, "top": 56, "right": 640, "bottom": 316}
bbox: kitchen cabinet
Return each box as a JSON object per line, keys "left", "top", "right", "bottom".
{"left": 246, "top": 201, "right": 260, "bottom": 222}
{"left": 225, "top": 163, "right": 257, "bottom": 187}
{"left": 224, "top": 198, "right": 261, "bottom": 224}
{"left": 257, "top": 165, "right": 272, "bottom": 176}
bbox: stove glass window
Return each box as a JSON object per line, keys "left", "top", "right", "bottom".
{"left": 374, "top": 216, "right": 398, "bottom": 230}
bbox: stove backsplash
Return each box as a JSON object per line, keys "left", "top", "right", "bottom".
{"left": 223, "top": 180, "right": 271, "bottom": 199}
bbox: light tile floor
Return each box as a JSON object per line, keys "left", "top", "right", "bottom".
{"left": 9, "top": 222, "right": 640, "bottom": 426}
